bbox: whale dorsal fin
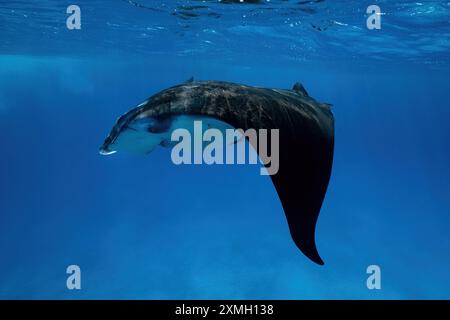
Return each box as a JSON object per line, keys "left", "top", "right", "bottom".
{"left": 292, "top": 82, "right": 309, "bottom": 97}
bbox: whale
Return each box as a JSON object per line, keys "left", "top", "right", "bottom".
{"left": 100, "top": 80, "right": 334, "bottom": 265}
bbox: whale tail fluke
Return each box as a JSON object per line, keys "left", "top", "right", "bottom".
{"left": 268, "top": 105, "right": 334, "bottom": 265}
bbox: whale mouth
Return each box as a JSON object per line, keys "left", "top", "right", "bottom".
{"left": 99, "top": 148, "right": 117, "bottom": 156}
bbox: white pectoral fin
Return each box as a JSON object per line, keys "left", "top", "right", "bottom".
{"left": 205, "top": 117, "right": 234, "bottom": 132}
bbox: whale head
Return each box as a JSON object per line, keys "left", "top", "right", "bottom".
{"left": 99, "top": 108, "right": 174, "bottom": 156}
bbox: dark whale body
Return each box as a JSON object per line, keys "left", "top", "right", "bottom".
{"left": 101, "top": 80, "right": 334, "bottom": 265}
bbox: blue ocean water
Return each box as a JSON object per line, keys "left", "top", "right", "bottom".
{"left": 0, "top": 0, "right": 449, "bottom": 299}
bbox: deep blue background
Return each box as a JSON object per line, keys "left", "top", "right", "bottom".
{"left": 0, "top": 1, "right": 449, "bottom": 299}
